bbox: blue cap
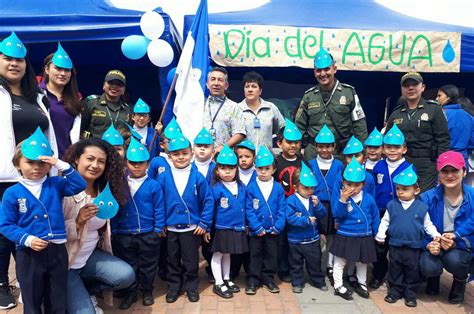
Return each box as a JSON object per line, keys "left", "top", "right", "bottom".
{"left": 125, "top": 122, "right": 143, "bottom": 141}
{"left": 94, "top": 182, "right": 119, "bottom": 219}
{"left": 133, "top": 98, "right": 150, "bottom": 114}
{"left": 300, "top": 163, "right": 318, "bottom": 187}
{"left": 365, "top": 127, "right": 383, "bottom": 147}
{"left": 216, "top": 144, "right": 238, "bottom": 166}
{"left": 343, "top": 157, "right": 366, "bottom": 182}
{"left": 236, "top": 139, "right": 256, "bottom": 151}
{"left": 393, "top": 165, "right": 418, "bottom": 186}
{"left": 168, "top": 134, "right": 191, "bottom": 152}
{"left": 194, "top": 128, "right": 214, "bottom": 145}
{"left": 314, "top": 47, "right": 333, "bottom": 69}
{"left": 383, "top": 124, "right": 405, "bottom": 146}
{"left": 283, "top": 119, "right": 302, "bottom": 141}
{"left": 343, "top": 136, "right": 364, "bottom": 155}
{"left": 52, "top": 43, "right": 73, "bottom": 69}
{"left": 21, "top": 127, "right": 53, "bottom": 160}
{"left": 255, "top": 146, "right": 274, "bottom": 167}
{"left": 164, "top": 117, "right": 182, "bottom": 139}
{"left": 1, "top": 32, "right": 27, "bottom": 58}
{"left": 315, "top": 124, "right": 335, "bottom": 144}
{"left": 101, "top": 125, "right": 124, "bottom": 146}
{"left": 126, "top": 137, "right": 150, "bottom": 162}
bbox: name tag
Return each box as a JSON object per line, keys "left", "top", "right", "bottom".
{"left": 393, "top": 118, "right": 403, "bottom": 124}
{"left": 308, "top": 102, "right": 320, "bottom": 109}
{"left": 92, "top": 110, "right": 107, "bottom": 118}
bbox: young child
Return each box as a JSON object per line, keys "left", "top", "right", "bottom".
{"left": 130, "top": 98, "right": 160, "bottom": 157}
{"left": 210, "top": 145, "right": 248, "bottom": 299}
{"left": 330, "top": 158, "right": 380, "bottom": 300}
{"left": 102, "top": 124, "right": 125, "bottom": 158}
{"left": 111, "top": 137, "right": 164, "bottom": 309}
{"left": 370, "top": 124, "right": 414, "bottom": 289}
{"left": 192, "top": 128, "right": 216, "bottom": 186}
{"left": 286, "top": 163, "right": 327, "bottom": 293}
{"left": 235, "top": 139, "right": 257, "bottom": 186}
{"left": 364, "top": 127, "right": 384, "bottom": 173}
{"left": 376, "top": 165, "right": 440, "bottom": 307}
{"left": 308, "top": 124, "right": 344, "bottom": 285}
{"left": 157, "top": 133, "right": 214, "bottom": 303}
{"left": 274, "top": 119, "right": 304, "bottom": 282}
{"left": 0, "top": 127, "right": 86, "bottom": 313}
{"left": 245, "top": 146, "right": 286, "bottom": 295}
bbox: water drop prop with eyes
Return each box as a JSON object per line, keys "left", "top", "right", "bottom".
{"left": 94, "top": 182, "right": 119, "bottom": 219}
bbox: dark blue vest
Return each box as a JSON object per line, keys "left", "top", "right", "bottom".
{"left": 387, "top": 199, "right": 428, "bottom": 248}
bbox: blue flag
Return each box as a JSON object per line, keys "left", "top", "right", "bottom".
{"left": 174, "top": 0, "right": 209, "bottom": 142}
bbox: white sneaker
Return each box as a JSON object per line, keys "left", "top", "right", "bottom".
{"left": 90, "top": 295, "right": 104, "bottom": 314}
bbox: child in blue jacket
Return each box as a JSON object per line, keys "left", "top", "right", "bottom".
{"left": 245, "top": 146, "right": 286, "bottom": 295}
{"left": 286, "top": 163, "right": 327, "bottom": 294}
{"left": 130, "top": 98, "right": 160, "bottom": 157}
{"left": 236, "top": 139, "right": 257, "bottom": 186}
{"left": 111, "top": 138, "right": 164, "bottom": 309}
{"left": 0, "top": 128, "right": 86, "bottom": 313}
{"left": 192, "top": 128, "right": 216, "bottom": 186}
{"left": 364, "top": 127, "right": 384, "bottom": 173}
{"left": 330, "top": 158, "right": 380, "bottom": 301}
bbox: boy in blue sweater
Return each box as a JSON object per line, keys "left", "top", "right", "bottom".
{"left": 245, "top": 146, "right": 286, "bottom": 294}
{"left": 236, "top": 139, "right": 257, "bottom": 186}
{"left": 286, "top": 163, "right": 327, "bottom": 293}
{"left": 130, "top": 98, "right": 160, "bottom": 157}
{"left": 364, "top": 127, "right": 384, "bottom": 173}
{"left": 376, "top": 165, "right": 440, "bottom": 307}
{"left": 0, "top": 127, "right": 86, "bottom": 313}
{"left": 112, "top": 137, "right": 164, "bottom": 309}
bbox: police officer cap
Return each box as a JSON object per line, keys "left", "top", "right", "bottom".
{"left": 393, "top": 165, "right": 418, "bottom": 186}
{"left": 217, "top": 144, "right": 238, "bottom": 166}
{"left": 105, "top": 69, "right": 126, "bottom": 85}
{"left": 168, "top": 134, "right": 191, "bottom": 152}
{"left": 365, "top": 127, "right": 383, "bottom": 147}
{"left": 383, "top": 124, "right": 405, "bottom": 146}
{"left": 236, "top": 139, "right": 256, "bottom": 151}
{"left": 255, "top": 146, "right": 274, "bottom": 167}
{"left": 400, "top": 72, "right": 423, "bottom": 86}
{"left": 343, "top": 136, "right": 363, "bottom": 155}
{"left": 52, "top": 43, "right": 73, "bottom": 69}
{"left": 126, "top": 137, "right": 150, "bottom": 162}
{"left": 1, "top": 32, "right": 27, "bottom": 59}
{"left": 194, "top": 128, "right": 214, "bottom": 145}
{"left": 314, "top": 47, "right": 333, "bottom": 69}
{"left": 300, "top": 163, "right": 318, "bottom": 187}
{"left": 283, "top": 119, "right": 302, "bottom": 141}
{"left": 315, "top": 124, "right": 335, "bottom": 144}
{"left": 133, "top": 98, "right": 150, "bottom": 114}
{"left": 102, "top": 124, "right": 124, "bottom": 146}
{"left": 21, "top": 127, "right": 53, "bottom": 160}
{"left": 343, "top": 157, "right": 366, "bottom": 183}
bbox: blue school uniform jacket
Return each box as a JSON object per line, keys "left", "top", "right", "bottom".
{"left": 373, "top": 159, "right": 413, "bottom": 210}
{"left": 0, "top": 167, "right": 86, "bottom": 248}
{"left": 211, "top": 182, "right": 246, "bottom": 231}
{"left": 443, "top": 104, "right": 472, "bottom": 160}
{"left": 286, "top": 194, "right": 326, "bottom": 244}
{"left": 308, "top": 158, "right": 344, "bottom": 202}
{"left": 420, "top": 184, "right": 474, "bottom": 255}
{"left": 192, "top": 160, "right": 216, "bottom": 186}
{"left": 148, "top": 155, "right": 171, "bottom": 180}
{"left": 112, "top": 177, "right": 164, "bottom": 234}
{"left": 331, "top": 192, "right": 380, "bottom": 237}
{"left": 144, "top": 126, "right": 160, "bottom": 157}
{"left": 246, "top": 180, "right": 286, "bottom": 236}
{"left": 158, "top": 167, "right": 214, "bottom": 231}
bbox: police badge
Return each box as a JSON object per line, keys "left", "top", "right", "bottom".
{"left": 220, "top": 197, "right": 229, "bottom": 208}
{"left": 18, "top": 198, "right": 27, "bottom": 213}
{"left": 339, "top": 96, "right": 347, "bottom": 105}
{"left": 253, "top": 198, "right": 259, "bottom": 210}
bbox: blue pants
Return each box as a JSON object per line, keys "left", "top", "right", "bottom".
{"left": 66, "top": 249, "right": 135, "bottom": 314}
{"left": 420, "top": 248, "right": 471, "bottom": 280}
{"left": 288, "top": 241, "right": 325, "bottom": 288}
{"left": 388, "top": 246, "right": 420, "bottom": 300}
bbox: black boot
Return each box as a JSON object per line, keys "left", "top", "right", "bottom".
{"left": 448, "top": 277, "right": 466, "bottom": 304}
{"left": 425, "top": 276, "right": 440, "bottom": 296}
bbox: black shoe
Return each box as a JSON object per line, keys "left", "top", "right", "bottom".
{"left": 334, "top": 286, "right": 353, "bottom": 300}
{"left": 224, "top": 280, "right": 240, "bottom": 293}
{"left": 213, "top": 284, "right": 233, "bottom": 299}
{"left": 448, "top": 277, "right": 466, "bottom": 304}
{"left": 119, "top": 294, "right": 137, "bottom": 310}
{"left": 368, "top": 278, "right": 383, "bottom": 290}
{"left": 0, "top": 283, "right": 16, "bottom": 310}
{"left": 292, "top": 286, "right": 304, "bottom": 294}
{"left": 425, "top": 276, "right": 440, "bottom": 296}
{"left": 347, "top": 275, "right": 358, "bottom": 289}
{"left": 327, "top": 268, "right": 335, "bottom": 286}
{"left": 405, "top": 299, "right": 417, "bottom": 307}
{"left": 245, "top": 283, "right": 258, "bottom": 295}
{"left": 142, "top": 291, "right": 154, "bottom": 306}
{"left": 384, "top": 294, "right": 399, "bottom": 304}
{"left": 165, "top": 290, "right": 179, "bottom": 303}
{"left": 354, "top": 283, "right": 369, "bottom": 299}
{"left": 187, "top": 290, "right": 200, "bottom": 302}
{"left": 279, "top": 273, "right": 292, "bottom": 283}
{"left": 264, "top": 282, "right": 280, "bottom": 293}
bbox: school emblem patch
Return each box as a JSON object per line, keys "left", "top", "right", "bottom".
{"left": 18, "top": 198, "right": 27, "bottom": 213}
{"left": 220, "top": 197, "right": 229, "bottom": 208}
{"left": 158, "top": 167, "right": 166, "bottom": 174}
{"left": 253, "top": 199, "right": 259, "bottom": 209}
{"left": 377, "top": 173, "right": 384, "bottom": 184}
{"left": 347, "top": 202, "right": 353, "bottom": 212}
{"left": 295, "top": 212, "right": 302, "bottom": 217}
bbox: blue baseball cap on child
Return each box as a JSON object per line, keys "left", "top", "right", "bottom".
{"left": 236, "top": 139, "right": 256, "bottom": 151}
{"left": 102, "top": 125, "right": 124, "bottom": 146}
{"left": 1, "top": 32, "right": 27, "bottom": 58}
{"left": 383, "top": 124, "right": 405, "bottom": 146}
{"left": 217, "top": 144, "right": 238, "bottom": 165}
{"left": 283, "top": 119, "right": 302, "bottom": 141}
{"left": 393, "top": 165, "right": 418, "bottom": 186}
{"left": 52, "top": 43, "right": 73, "bottom": 69}
{"left": 365, "top": 127, "right": 383, "bottom": 147}
{"left": 164, "top": 117, "right": 182, "bottom": 139}
{"left": 300, "top": 163, "right": 318, "bottom": 187}
{"left": 126, "top": 137, "right": 150, "bottom": 162}
{"left": 133, "top": 98, "right": 150, "bottom": 114}
{"left": 255, "top": 146, "right": 274, "bottom": 167}
{"left": 314, "top": 47, "right": 333, "bottom": 69}
{"left": 315, "top": 124, "right": 335, "bottom": 144}
{"left": 194, "top": 128, "right": 214, "bottom": 145}
{"left": 94, "top": 182, "right": 119, "bottom": 219}
{"left": 21, "top": 127, "right": 53, "bottom": 160}
{"left": 343, "top": 157, "right": 366, "bottom": 182}
{"left": 168, "top": 134, "right": 190, "bottom": 152}
{"left": 343, "top": 136, "right": 363, "bottom": 155}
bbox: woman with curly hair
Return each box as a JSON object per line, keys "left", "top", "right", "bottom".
{"left": 62, "top": 138, "right": 135, "bottom": 314}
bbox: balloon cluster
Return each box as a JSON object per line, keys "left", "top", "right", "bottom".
{"left": 121, "top": 11, "right": 174, "bottom": 67}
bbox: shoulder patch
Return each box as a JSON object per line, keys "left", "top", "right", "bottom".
{"left": 86, "top": 95, "right": 99, "bottom": 101}
{"left": 304, "top": 86, "right": 318, "bottom": 94}
{"left": 340, "top": 83, "right": 355, "bottom": 89}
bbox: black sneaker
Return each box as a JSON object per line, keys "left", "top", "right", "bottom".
{"left": 213, "top": 284, "right": 233, "bottom": 299}
{"left": 292, "top": 286, "right": 304, "bottom": 294}
{"left": 224, "top": 280, "right": 240, "bottom": 293}
{"left": 142, "top": 291, "right": 154, "bottom": 306}
{"left": 245, "top": 283, "right": 258, "bottom": 295}
{"left": 165, "top": 290, "right": 179, "bottom": 303}
{"left": 368, "top": 278, "right": 383, "bottom": 290}
{"left": 353, "top": 283, "right": 369, "bottom": 299}
{"left": 405, "top": 298, "right": 417, "bottom": 307}
{"left": 384, "top": 294, "right": 399, "bottom": 304}
{"left": 334, "top": 286, "right": 353, "bottom": 301}
{"left": 0, "top": 283, "right": 16, "bottom": 310}
{"left": 263, "top": 282, "right": 280, "bottom": 293}
{"left": 187, "top": 290, "right": 200, "bottom": 302}
{"left": 119, "top": 294, "right": 137, "bottom": 310}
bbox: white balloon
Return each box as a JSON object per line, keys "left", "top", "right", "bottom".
{"left": 147, "top": 39, "right": 174, "bottom": 67}
{"left": 140, "top": 11, "right": 165, "bottom": 40}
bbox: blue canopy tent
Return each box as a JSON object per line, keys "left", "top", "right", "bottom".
{"left": 185, "top": 0, "right": 474, "bottom": 128}
{"left": 0, "top": 0, "right": 180, "bottom": 123}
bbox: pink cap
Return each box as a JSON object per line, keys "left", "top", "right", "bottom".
{"left": 437, "top": 151, "right": 465, "bottom": 171}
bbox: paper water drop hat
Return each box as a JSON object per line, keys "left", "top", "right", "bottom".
{"left": 216, "top": 144, "right": 238, "bottom": 166}
{"left": 255, "top": 145, "right": 274, "bottom": 167}
{"left": 132, "top": 98, "right": 150, "bottom": 114}
{"left": 194, "top": 128, "right": 214, "bottom": 145}
{"left": 94, "top": 182, "right": 119, "bottom": 219}
{"left": 168, "top": 133, "right": 190, "bottom": 152}
{"left": 300, "top": 162, "right": 318, "bottom": 187}
{"left": 125, "top": 122, "right": 143, "bottom": 141}
{"left": 102, "top": 124, "right": 124, "bottom": 146}
{"left": 283, "top": 119, "right": 302, "bottom": 141}
{"left": 365, "top": 127, "right": 383, "bottom": 147}
{"left": 126, "top": 137, "right": 150, "bottom": 162}
{"left": 393, "top": 165, "right": 418, "bottom": 186}
{"left": 315, "top": 124, "right": 335, "bottom": 144}
{"left": 21, "top": 127, "right": 53, "bottom": 160}
{"left": 343, "top": 136, "right": 363, "bottom": 155}
{"left": 236, "top": 139, "right": 256, "bottom": 151}
{"left": 314, "top": 47, "right": 333, "bottom": 69}
{"left": 383, "top": 124, "right": 405, "bottom": 145}
{"left": 1, "top": 32, "right": 27, "bottom": 58}
{"left": 343, "top": 157, "right": 366, "bottom": 183}
{"left": 163, "top": 117, "right": 182, "bottom": 139}
{"left": 52, "top": 43, "right": 73, "bottom": 69}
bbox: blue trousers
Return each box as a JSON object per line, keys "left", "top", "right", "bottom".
{"left": 419, "top": 248, "right": 471, "bottom": 280}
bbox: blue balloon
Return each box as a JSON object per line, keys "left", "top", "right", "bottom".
{"left": 121, "top": 35, "right": 149, "bottom": 60}
{"left": 167, "top": 67, "right": 177, "bottom": 85}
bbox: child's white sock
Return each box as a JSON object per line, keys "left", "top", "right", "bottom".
{"left": 222, "top": 253, "right": 231, "bottom": 281}
{"left": 355, "top": 262, "right": 367, "bottom": 286}
{"left": 333, "top": 256, "right": 346, "bottom": 290}
{"left": 211, "top": 252, "right": 224, "bottom": 285}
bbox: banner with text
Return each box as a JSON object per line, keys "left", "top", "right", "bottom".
{"left": 209, "top": 24, "right": 461, "bottom": 72}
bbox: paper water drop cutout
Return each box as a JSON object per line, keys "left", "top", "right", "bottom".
{"left": 94, "top": 182, "right": 119, "bottom": 219}
{"left": 442, "top": 40, "right": 455, "bottom": 63}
